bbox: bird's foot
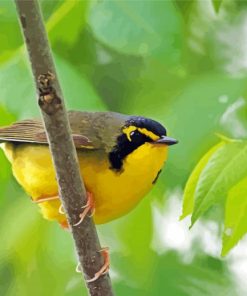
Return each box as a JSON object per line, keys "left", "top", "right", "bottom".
{"left": 73, "top": 192, "right": 95, "bottom": 226}
{"left": 33, "top": 195, "right": 59, "bottom": 203}
{"left": 87, "top": 247, "right": 110, "bottom": 283}
{"left": 76, "top": 247, "right": 110, "bottom": 282}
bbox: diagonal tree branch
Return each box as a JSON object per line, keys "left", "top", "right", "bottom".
{"left": 14, "top": 1, "right": 114, "bottom": 295}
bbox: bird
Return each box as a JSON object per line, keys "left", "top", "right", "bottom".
{"left": 0, "top": 111, "right": 177, "bottom": 227}
{"left": 0, "top": 110, "right": 177, "bottom": 282}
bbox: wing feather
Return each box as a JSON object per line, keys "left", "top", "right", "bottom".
{"left": 0, "top": 119, "right": 94, "bottom": 149}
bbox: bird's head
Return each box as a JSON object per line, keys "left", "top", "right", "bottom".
{"left": 109, "top": 116, "right": 178, "bottom": 171}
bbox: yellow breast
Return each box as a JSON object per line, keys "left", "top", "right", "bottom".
{"left": 1, "top": 142, "right": 168, "bottom": 225}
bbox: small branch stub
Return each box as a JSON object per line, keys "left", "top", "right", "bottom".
{"left": 38, "top": 72, "right": 62, "bottom": 115}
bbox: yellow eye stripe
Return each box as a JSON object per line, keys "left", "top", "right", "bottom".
{"left": 138, "top": 128, "right": 159, "bottom": 141}
{"left": 122, "top": 125, "right": 159, "bottom": 142}
{"left": 122, "top": 126, "right": 136, "bottom": 141}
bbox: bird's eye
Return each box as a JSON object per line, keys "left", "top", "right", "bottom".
{"left": 130, "top": 130, "right": 142, "bottom": 141}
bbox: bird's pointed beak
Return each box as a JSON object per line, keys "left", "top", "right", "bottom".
{"left": 154, "top": 136, "right": 178, "bottom": 146}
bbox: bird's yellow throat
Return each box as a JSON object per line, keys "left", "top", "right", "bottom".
{"left": 1, "top": 142, "right": 168, "bottom": 225}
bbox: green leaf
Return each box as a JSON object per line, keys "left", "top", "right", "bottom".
{"left": 0, "top": 106, "right": 15, "bottom": 182}
{"left": 0, "top": 0, "right": 88, "bottom": 65}
{"left": 191, "top": 140, "right": 247, "bottom": 225}
{"left": 180, "top": 142, "right": 225, "bottom": 220}
{"left": 0, "top": 1, "right": 23, "bottom": 63}
{"left": 47, "top": 0, "right": 89, "bottom": 46}
{"left": 55, "top": 54, "right": 106, "bottom": 111}
{"left": 151, "top": 252, "right": 237, "bottom": 296}
{"left": 0, "top": 105, "right": 16, "bottom": 126}
{"left": 222, "top": 177, "right": 247, "bottom": 256}
{"left": 0, "top": 52, "right": 105, "bottom": 118}
{"left": 0, "top": 53, "right": 38, "bottom": 118}
{"left": 212, "top": 0, "right": 223, "bottom": 13}
{"left": 89, "top": 0, "right": 182, "bottom": 60}
{"left": 39, "top": 0, "right": 64, "bottom": 20}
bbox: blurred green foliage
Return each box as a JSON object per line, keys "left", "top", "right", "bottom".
{"left": 1, "top": 0, "right": 247, "bottom": 295}
{"left": 182, "top": 138, "right": 247, "bottom": 255}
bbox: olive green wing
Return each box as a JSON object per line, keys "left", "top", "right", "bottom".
{"left": 0, "top": 119, "right": 95, "bottom": 149}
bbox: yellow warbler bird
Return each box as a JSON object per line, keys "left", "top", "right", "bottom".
{"left": 0, "top": 111, "right": 177, "bottom": 228}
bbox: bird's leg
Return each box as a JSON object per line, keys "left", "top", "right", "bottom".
{"left": 32, "top": 195, "right": 69, "bottom": 229}
{"left": 73, "top": 191, "right": 95, "bottom": 226}
{"left": 87, "top": 247, "right": 110, "bottom": 282}
{"left": 76, "top": 247, "right": 110, "bottom": 283}
{"left": 32, "top": 195, "right": 60, "bottom": 203}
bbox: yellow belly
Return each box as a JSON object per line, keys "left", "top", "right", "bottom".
{"left": 1, "top": 142, "right": 167, "bottom": 224}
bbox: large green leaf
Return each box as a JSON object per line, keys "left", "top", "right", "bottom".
{"left": 0, "top": 0, "right": 88, "bottom": 65}
{"left": 55, "top": 54, "right": 106, "bottom": 111}
{"left": 0, "top": 54, "right": 38, "bottom": 118}
{"left": 89, "top": 0, "right": 182, "bottom": 60}
{"left": 0, "top": 52, "right": 105, "bottom": 118}
{"left": 191, "top": 140, "right": 247, "bottom": 225}
{"left": 0, "top": 1, "right": 22, "bottom": 63}
{"left": 151, "top": 251, "right": 237, "bottom": 296}
{"left": 180, "top": 142, "right": 225, "bottom": 220}
{"left": 0, "top": 107, "right": 16, "bottom": 209}
{"left": 222, "top": 177, "right": 247, "bottom": 256}
{"left": 114, "top": 250, "right": 238, "bottom": 296}
{"left": 0, "top": 106, "right": 15, "bottom": 182}
{"left": 47, "top": 0, "right": 89, "bottom": 46}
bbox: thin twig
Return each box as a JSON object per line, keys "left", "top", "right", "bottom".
{"left": 14, "top": 1, "right": 114, "bottom": 295}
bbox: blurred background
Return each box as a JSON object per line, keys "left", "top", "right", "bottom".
{"left": 1, "top": 0, "right": 247, "bottom": 295}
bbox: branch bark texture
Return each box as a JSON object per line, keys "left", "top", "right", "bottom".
{"left": 14, "top": 1, "right": 114, "bottom": 295}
